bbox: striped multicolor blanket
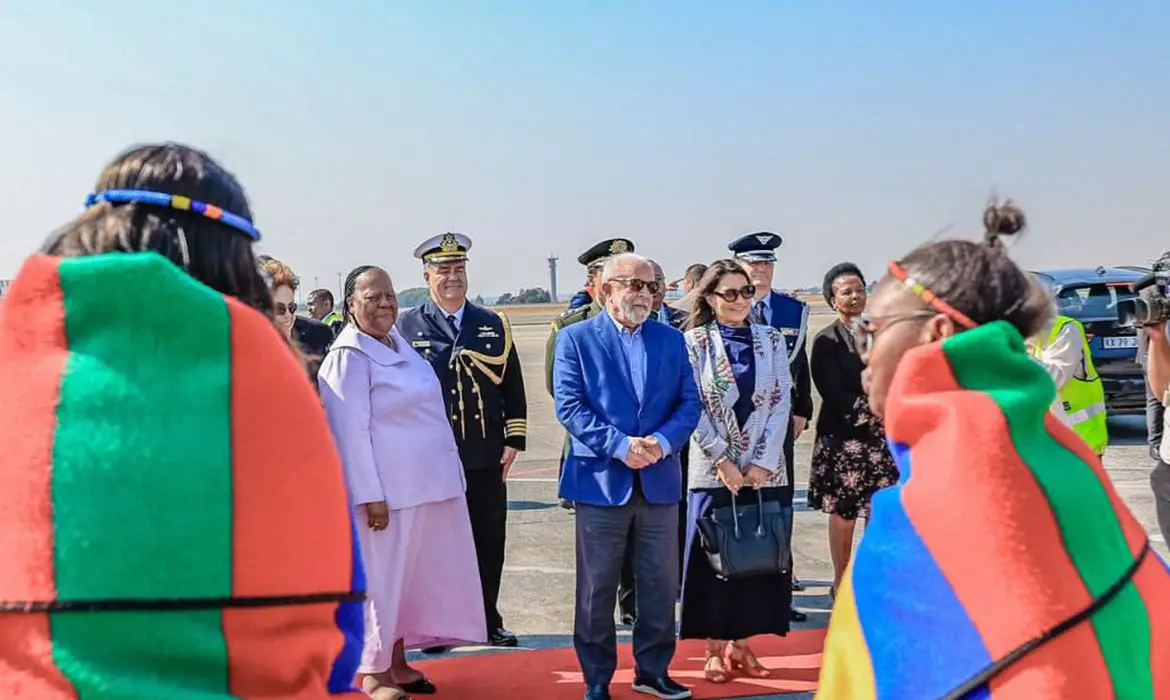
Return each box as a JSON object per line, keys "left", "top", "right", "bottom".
{"left": 0, "top": 253, "right": 364, "bottom": 698}
{"left": 817, "top": 321, "right": 1169, "bottom": 699}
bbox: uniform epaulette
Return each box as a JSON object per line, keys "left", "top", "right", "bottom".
{"left": 552, "top": 306, "right": 588, "bottom": 329}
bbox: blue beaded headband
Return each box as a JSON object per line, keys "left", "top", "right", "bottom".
{"left": 84, "top": 189, "right": 261, "bottom": 241}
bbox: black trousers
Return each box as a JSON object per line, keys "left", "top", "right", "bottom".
{"left": 1146, "top": 378, "right": 1170, "bottom": 545}
{"left": 464, "top": 468, "right": 508, "bottom": 631}
{"left": 1147, "top": 376, "right": 1165, "bottom": 461}
{"left": 779, "top": 416, "right": 797, "bottom": 510}
{"left": 618, "top": 447, "right": 690, "bottom": 619}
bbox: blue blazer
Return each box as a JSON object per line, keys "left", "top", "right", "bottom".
{"left": 552, "top": 310, "right": 701, "bottom": 506}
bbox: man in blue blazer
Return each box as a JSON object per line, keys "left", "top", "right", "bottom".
{"left": 552, "top": 253, "right": 700, "bottom": 700}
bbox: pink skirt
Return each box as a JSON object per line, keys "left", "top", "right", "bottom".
{"left": 355, "top": 495, "right": 486, "bottom": 673}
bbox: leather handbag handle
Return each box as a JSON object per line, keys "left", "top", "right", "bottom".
{"left": 754, "top": 489, "right": 766, "bottom": 537}
{"left": 727, "top": 488, "right": 767, "bottom": 539}
{"left": 729, "top": 490, "right": 740, "bottom": 538}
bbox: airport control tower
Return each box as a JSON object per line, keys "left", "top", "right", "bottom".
{"left": 548, "top": 253, "right": 558, "bottom": 303}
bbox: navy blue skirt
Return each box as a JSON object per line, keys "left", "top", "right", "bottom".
{"left": 678, "top": 487, "right": 792, "bottom": 640}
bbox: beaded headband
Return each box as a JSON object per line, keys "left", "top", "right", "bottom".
{"left": 85, "top": 189, "right": 261, "bottom": 241}
{"left": 887, "top": 260, "right": 977, "bottom": 329}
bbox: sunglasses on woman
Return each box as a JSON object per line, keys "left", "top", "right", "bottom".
{"left": 274, "top": 302, "right": 298, "bottom": 316}
{"left": 710, "top": 285, "right": 756, "bottom": 302}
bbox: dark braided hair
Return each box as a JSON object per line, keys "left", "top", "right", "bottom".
{"left": 890, "top": 199, "right": 1051, "bottom": 337}
{"left": 342, "top": 265, "right": 378, "bottom": 325}
{"left": 822, "top": 262, "right": 865, "bottom": 307}
{"left": 42, "top": 143, "right": 272, "bottom": 316}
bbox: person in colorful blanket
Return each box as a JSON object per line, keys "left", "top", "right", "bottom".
{"left": 0, "top": 143, "right": 364, "bottom": 698}
{"left": 816, "top": 200, "right": 1170, "bottom": 700}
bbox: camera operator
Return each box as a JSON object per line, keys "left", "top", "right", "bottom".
{"left": 1134, "top": 285, "right": 1170, "bottom": 545}
{"left": 1137, "top": 285, "right": 1166, "bottom": 461}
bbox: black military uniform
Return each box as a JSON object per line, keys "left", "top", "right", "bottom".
{"left": 396, "top": 232, "right": 527, "bottom": 648}
{"left": 730, "top": 231, "right": 813, "bottom": 622}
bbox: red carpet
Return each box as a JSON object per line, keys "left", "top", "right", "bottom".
{"left": 414, "top": 628, "right": 825, "bottom": 698}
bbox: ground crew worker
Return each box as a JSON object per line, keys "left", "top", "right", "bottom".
{"left": 307, "top": 288, "right": 344, "bottom": 336}
{"left": 396, "top": 232, "right": 527, "bottom": 649}
{"left": 1030, "top": 313, "right": 1109, "bottom": 456}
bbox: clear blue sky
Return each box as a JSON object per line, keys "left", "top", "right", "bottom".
{"left": 2, "top": 1, "right": 1167, "bottom": 298}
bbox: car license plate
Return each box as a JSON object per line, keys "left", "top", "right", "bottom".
{"left": 1102, "top": 336, "right": 1138, "bottom": 349}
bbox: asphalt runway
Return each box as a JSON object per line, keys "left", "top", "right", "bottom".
{"left": 443, "top": 310, "right": 1166, "bottom": 698}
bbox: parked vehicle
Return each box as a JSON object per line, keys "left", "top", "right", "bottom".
{"left": 1031, "top": 267, "right": 1146, "bottom": 415}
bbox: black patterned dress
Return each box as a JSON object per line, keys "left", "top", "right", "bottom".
{"left": 807, "top": 319, "right": 899, "bottom": 520}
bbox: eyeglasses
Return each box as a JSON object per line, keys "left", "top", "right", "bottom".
{"left": 853, "top": 311, "right": 936, "bottom": 353}
{"left": 609, "top": 278, "right": 661, "bottom": 295}
{"left": 274, "top": 302, "right": 298, "bottom": 316}
{"left": 710, "top": 285, "right": 757, "bottom": 302}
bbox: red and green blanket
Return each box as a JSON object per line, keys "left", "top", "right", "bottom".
{"left": 818, "top": 321, "right": 1170, "bottom": 699}
{"left": 0, "top": 253, "right": 364, "bottom": 698}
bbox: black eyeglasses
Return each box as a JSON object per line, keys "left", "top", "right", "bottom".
{"left": 852, "top": 311, "right": 936, "bottom": 353}
{"left": 610, "top": 278, "right": 661, "bottom": 295}
{"left": 710, "top": 285, "right": 756, "bottom": 302}
{"left": 274, "top": 302, "right": 298, "bottom": 316}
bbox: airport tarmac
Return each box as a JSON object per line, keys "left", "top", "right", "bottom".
{"left": 425, "top": 309, "right": 1166, "bottom": 698}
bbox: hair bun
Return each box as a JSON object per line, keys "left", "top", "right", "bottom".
{"left": 982, "top": 200, "right": 1026, "bottom": 246}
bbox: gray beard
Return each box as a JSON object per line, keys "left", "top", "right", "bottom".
{"left": 618, "top": 298, "right": 650, "bottom": 325}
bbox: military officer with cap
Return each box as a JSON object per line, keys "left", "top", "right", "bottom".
{"left": 545, "top": 238, "right": 635, "bottom": 514}
{"left": 729, "top": 231, "right": 813, "bottom": 623}
{"left": 545, "top": 237, "right": 635, "bottom": 394}
{"left": 564, "top": 237, "right": 635, "bottom": 312}
{"left": 396, "top": 231, "right": 527, "bottom": 649}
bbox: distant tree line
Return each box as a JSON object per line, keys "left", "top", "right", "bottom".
{"left": 496, "top": 287, "right": 551, "bottom": 305}
{"left": 394, "top": 288, "right": 491, "bottom": 308}
{"left": 397, "top": 287, "right": 431, "bottom": 308}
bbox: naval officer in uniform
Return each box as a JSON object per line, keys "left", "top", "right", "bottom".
{"left": 729, "top": 231, "right": 813, "bottom": 623}
{"left": 396, "top": 232, "right": 527, "bottom": 649}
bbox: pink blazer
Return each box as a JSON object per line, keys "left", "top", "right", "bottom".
{"left": 318, "top": 324, "right": 466, "bottom": 510}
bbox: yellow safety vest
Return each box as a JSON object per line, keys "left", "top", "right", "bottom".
{"left": 1032, "top": 315, "right": 1108, "bottom": 456}
{"left": 322, "top": 311, "right": 343, "bottom": 328}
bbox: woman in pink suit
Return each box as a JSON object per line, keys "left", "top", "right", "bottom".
{"left": 319, "top": 265, "right": 486, "bottom": 699}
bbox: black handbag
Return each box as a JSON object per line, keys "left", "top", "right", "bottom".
{"left": 696, "top": 489, "right": 792, "bottom": 581}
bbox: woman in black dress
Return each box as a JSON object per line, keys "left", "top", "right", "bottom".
{"left": 807, "top": 263, "right": 899, "bottom": 597}
{"left": 680, "top": 260, "right": 795, "bottom": 683}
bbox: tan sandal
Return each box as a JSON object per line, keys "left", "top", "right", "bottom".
{"left": 704, "top": 640, "right": 728, "bottom": 683}
{"left": 360, "top": 674, "right": 411, "bottom": 700}
{"left": 725, "top": 641, "right": 771, "bottom": 678}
